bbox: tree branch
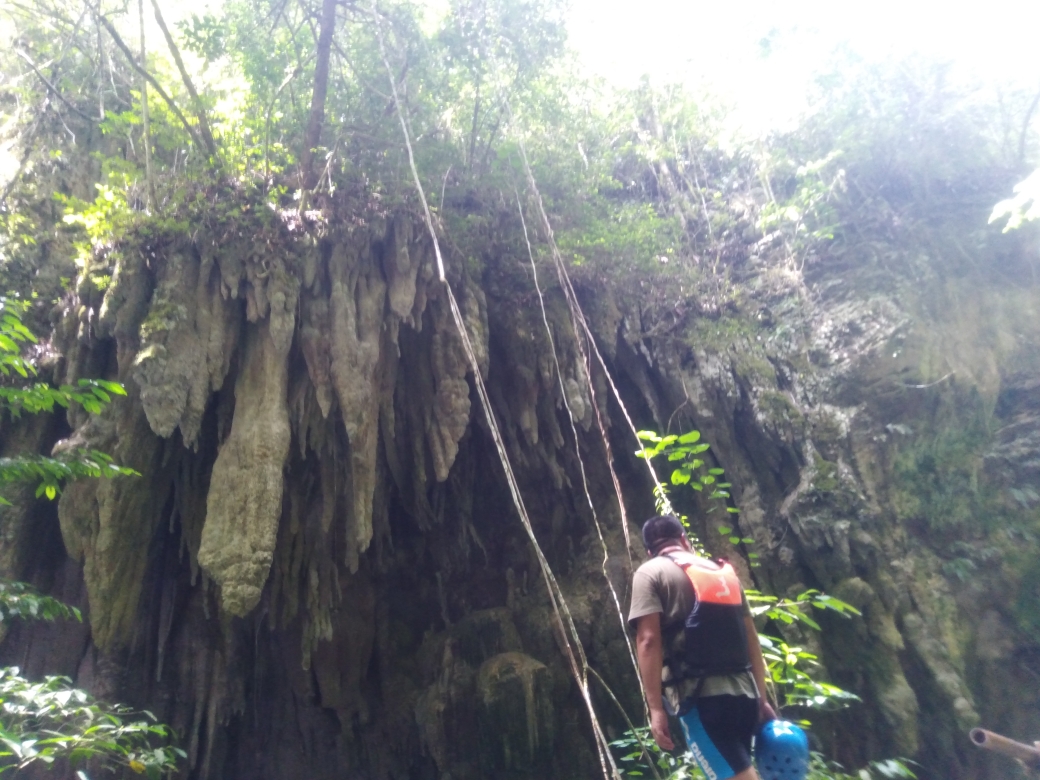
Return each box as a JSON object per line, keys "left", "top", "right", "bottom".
{"left": 300, "top": 0, "right": 338, "bottom": 188}
{"left": 93, "top": 8, "right": 206, "bottom": 153}
{"left": 148, "top": 0, "right": 218, "bottom": 159}
{"left": 13, "top": 49, "right": 94, "bottom": 122}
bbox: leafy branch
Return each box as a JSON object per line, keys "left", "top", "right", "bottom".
{"left": 92, "top": 7, "right": 208, "bottom": 155}
{"left": 0, "top": 297, "right": 136, "bottom": 503}
{"left": 0, "top": 380, "right": 128, "bottom": 417}
{"left": 747, "top": 589, "right": 860, "bottom": 632}
{"left": 990, "top": 168, "right": 1040, "bottom": 232}
{"left": 0, "top": 581, "right": 80, "bottom": 625}
{"left": 759, "top": 636, "right": 861, "bottom": 711}
{"left": 0, "top": 668, "right": 184, "bottom": 777}
{"left": 0, "top": 451, "right": 138, "bottom": 503}
{"left": 634, "top": 429, "right": 739, "bottom": 554}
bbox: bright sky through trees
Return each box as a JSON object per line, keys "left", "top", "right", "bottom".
{"left": 3, "top": 0, "right": 1039, "bottom": 183}
{"left": 565, "top": 0, "right": 1040, "bottom": 135}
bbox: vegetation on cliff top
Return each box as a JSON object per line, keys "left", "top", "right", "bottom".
{"left": 1, "top": 0, "right": 1035, "bottom": 311}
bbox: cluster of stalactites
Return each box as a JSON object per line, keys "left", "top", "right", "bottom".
{"left": 55, "top": 215, "right": 489, "bottom": 647}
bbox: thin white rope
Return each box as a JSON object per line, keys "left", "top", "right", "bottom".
{"left": 511, "top": 130, "right": 669, "bottom": 730}
{"left": 369, "top": 7, "right": 620, "bottom": 778}
{"left": 511, "top": 132, "right": 673, "bottom": 516}
{"left": 515, "top": 189, "right": 643, "bottom": 693}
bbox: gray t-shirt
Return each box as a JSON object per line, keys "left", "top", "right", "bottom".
{"left": 629, "top": 553, "right": 758, "bottom": 711}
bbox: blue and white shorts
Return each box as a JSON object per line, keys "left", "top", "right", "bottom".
{"left": 678, "top": 694, "right": 758, "bottom": 780}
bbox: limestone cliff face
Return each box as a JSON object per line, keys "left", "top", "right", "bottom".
{"left": 0, "top": 192, "right": 1037, "bottom": 780}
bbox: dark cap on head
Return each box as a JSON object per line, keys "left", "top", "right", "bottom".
{"left": 641, "top": 514, "right": 686, "bottom": 555}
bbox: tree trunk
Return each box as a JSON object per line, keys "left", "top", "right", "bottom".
{"left": 300, "top": 0, "right": 338, "bottom": 189}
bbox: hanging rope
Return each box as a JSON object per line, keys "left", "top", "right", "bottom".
{"left": 516, "top": 188, "right": 672, "bottom": 776}
{"left": 369, "top": 6, "right": 621, "bottom": 778}
{"left": 515, "top": 188, "right": 642, "bottom": 688}
{"left": 509, "top": 112, "right": 694, "bottom": 776}
{"left": 509, "top": 126, "right": 674, "bottom": 515}
{"left": 509, "top": 123, "right": 674, "bottom": 744}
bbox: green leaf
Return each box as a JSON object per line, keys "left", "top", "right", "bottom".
{"left": 727, "top": 507, "right": 740, "bottom": 513}
{"left": 798, "top": 614, "right": 821, "bottom": 630}
{"left": 729, "top": 536, "right": 740, "bottom": 544}
{"left": 677, "top": 430, "right": 701, "bottom": 444}
{"left": 97, "top": 380, "right": 126, "bottom": 396}
{"left": 708, "top": 468, "right": 725, "bottom": 475}
{"left": 670, "top": 470, "right": 690, "bottom": 485}
{"left": 717, "top": 526, "right": 732, "bottom": 534}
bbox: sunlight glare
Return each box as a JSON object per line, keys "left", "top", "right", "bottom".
{"left": 565, "top": 0, "right": 1040, "bottom": 135}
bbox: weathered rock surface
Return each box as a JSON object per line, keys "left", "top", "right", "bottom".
{"left": 1, "top": 197, "right": 1038, "bottom": 780}
{"left": 197, "top": 273, "right": 298, "bottom": 616}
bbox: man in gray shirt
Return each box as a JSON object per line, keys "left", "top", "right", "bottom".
{"left": 629, "top": 514, "right": 774, "bottom": 780}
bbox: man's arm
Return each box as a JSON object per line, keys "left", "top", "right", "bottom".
{"left": 744, "top": 613, "right": 776, "bottom": 723}
{"left": 635, "top": 612, "right": 675, "bottom": 750}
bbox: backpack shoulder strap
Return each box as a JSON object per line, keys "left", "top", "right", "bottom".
{"left": 662, "top": 551, "right": 691, "bottom": 569}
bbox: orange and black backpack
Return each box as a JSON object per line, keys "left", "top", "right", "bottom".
{"left": 664, "top": 552, "right": 751, "bottom": 679}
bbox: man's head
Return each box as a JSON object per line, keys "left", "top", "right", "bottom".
{"left": 641, "top": 514, "right": 688, "bottom": 556}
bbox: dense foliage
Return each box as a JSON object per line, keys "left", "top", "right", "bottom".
{"left": 0, "top": 668, "right": 182, "bottom": 777}
{"left": 1, "top": 0, "right": 1036, "bottom": 307}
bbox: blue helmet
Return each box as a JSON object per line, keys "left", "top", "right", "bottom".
{"left": 755, "top": 720, "right": 810, "bottom": 780}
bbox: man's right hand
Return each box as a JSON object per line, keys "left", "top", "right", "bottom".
{"left": 649, "top": 708, "right": 674, "bottom": 751}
